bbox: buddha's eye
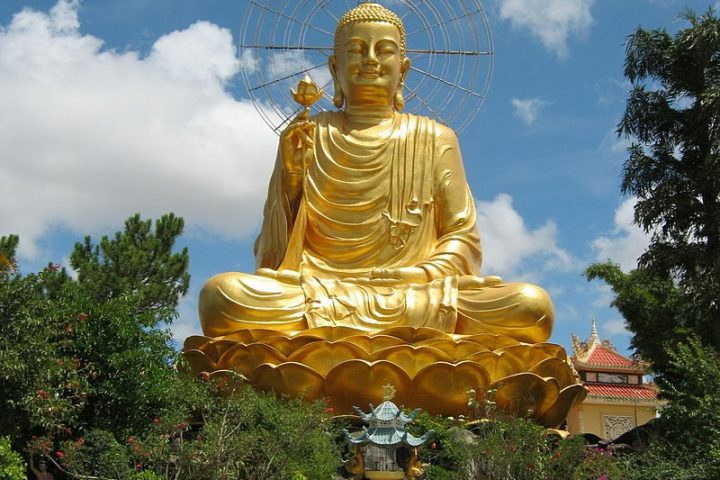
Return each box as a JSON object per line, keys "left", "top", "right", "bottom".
{"left": 346, "top": 42, "right": 363, "bottom": 54}
{"left": 376, "top": 42, "right": 397, "bottom": 57}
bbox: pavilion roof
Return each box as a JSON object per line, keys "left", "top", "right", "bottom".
{"left": 585, "top": 383, "right": 658, "bottom": 400}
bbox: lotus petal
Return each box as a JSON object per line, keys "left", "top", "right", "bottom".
{"left": 414, "top": 339, "right": 489, "bottom": 361}
{"left": 181, "top": 349, "right": 217, "bottom": 376}
{"left": 412, "top": 361, "right": 490, "bottom": 415}
{"left": 530, "top": 358, "right": 577, "bottom": 389}
{"left": 372, "top": 345, "right": 451, "bottom": 377}
{"left": 217, "top": 343, "right": 286, "bottom": 375}
{"left": 205, "top": 339, "right": 243, "bottom": 359}
{"left": 296, "top": 326, "right": 364, "bottom": 341}
{"left": 325, "top": 360, "right": 413, "bottom": 414}
{"left": 261, "top": 335, "right": 319, "bottom": 357}
{"left": 183, "top": 335, "right": 214, "bottom": 351}
{"left": 343, "top": 334, "right": 405, "bottom": 354}
{"left": 289, "top": 341, "right": 370, "bottom": 375}
{"left": 464, "top": 351, "right": 523, "bottom": 382}
{"left": 498, "top": 343, "right": 568, "bottom": 366}
{"left": 458, "top": 333, "right": 521, "bottom": 350}
{"left": 492, "top": 372, "right": 559, "bottom": 418}
{"left": 222, "top": 329, "right": 286, "bottom": 343}
{"left": 537, "top": 384, "right": 587, "bottom": 428}
{"left": 252, "top": 362, "right": 325, "bottom": 401}
{"left": 378, "top": 326, "right": 447, "bottom": 343}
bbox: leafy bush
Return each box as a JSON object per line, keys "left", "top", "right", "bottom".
{"left": 0, "top": 437, "right": 26, "bottom": 480}
{"left": 170, "top": 376, "right": 340, "bottom": 479}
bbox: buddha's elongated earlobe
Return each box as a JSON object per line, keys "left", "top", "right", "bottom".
{"left": 334, "top": 83, "right": 345, "bottom": 109}
{"left": 394, "top": 57, "right": 410, "bottom": 111}
{"left": 394, "top": 85, "right": 405, "bottom": 111}
{"left": 329, "top": 56, "right": 344, "bottom": 109}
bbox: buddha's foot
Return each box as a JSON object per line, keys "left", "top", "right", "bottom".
{"left": 182, "top": 326, "right": 586, "bottom": 428}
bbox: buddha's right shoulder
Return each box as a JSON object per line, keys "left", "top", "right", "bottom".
{"left": 310, "top": 110, "right": 341, "bottom": 127}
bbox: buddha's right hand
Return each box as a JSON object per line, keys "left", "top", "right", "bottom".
{"left": 280, "top": 118, "right": 315, "bottom": 177}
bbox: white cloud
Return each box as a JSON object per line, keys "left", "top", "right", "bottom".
{"left": 603, "top": 318, "right": 629, "bottom": 336}
{"left": 476, "top": 194, "right": 574, "bottom": 278}
{"left": 497, "top": 0, "right": 594, "bottom": 58}
{"left": 591, "top": 197, "right": 651, "bottom": 271}
{"left": 591, "top": 283, "right": 615, "bottom": 309}
{"left": 600, "top": 127, "right": 631, "bottom": 154}
{"left": 0, "top": 1, "right": 278, "bottom": 260}
{"left": 511, "top": 98, "right": 546, "bottom": 125}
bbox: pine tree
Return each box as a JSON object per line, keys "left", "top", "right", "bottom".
{"left": 70, "top": 213, "right": 190, "bottom": 325}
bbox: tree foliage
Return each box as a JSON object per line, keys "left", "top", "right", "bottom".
{"left": 0, "top": 234, "right": 18, "bottom": 274}
{"left": 0, "top": 214, "right": 189, "bottom": 453}
{"left": 584, "top": 262, "right": 686, "bottom": 372}
{"left": 586, "top": 8, "right": 720, "bottom": 475}
{"left": 0, "top": 215, "right": 344, "bottom": 479}
{"left": 617, "top": 7, "right": 720, "bottom": 351}
{"left": 70, "top": 213, "right": 190, "bottom": 324}
{"left": 0, "top": 436, "right": 26, "bottom": 480}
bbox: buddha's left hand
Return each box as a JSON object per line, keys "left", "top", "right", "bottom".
{"left": 346, "top": 266, "right": 428, "bottom": 285}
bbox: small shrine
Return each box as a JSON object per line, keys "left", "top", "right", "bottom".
{"left": 344, "top": 385, "right": 433, "bottom": 480}
{"left": 566, "top": 320, "right": 659, "bottom": 440}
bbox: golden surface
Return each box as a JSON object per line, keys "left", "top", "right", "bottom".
{"left": 185, "top": 2, "right": 585, "bottom": 426}
{"left": 183, "top": 327, "right": 585, "bottom": 427}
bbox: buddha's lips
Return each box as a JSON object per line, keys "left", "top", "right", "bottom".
{"left": 359, "top": 70, "right": 381, "bottom": 78}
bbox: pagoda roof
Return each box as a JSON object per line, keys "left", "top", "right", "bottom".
{"left": 347, "top": 399, "right": 432, "bottom": 448}
{"left": 353, "top": 401, "right": 420, "bottom": 424}
{"left": 346, "top": 426, "right": 432, "bottom": 447}
{"left": 585, "top": 383, "right": 658, "bottom": 400}
{"left": 582, "top": 343, "right": 636, "bottom": 368}
{"left": 572, "top": 319, "right": 644, "bottom": 372}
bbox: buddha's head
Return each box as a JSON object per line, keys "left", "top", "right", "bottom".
{"left": 329, "top": 2, "right": 410, "bottom": 111}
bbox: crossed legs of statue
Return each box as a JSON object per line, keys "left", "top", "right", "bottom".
{"left": 199, "top": 270, "right": 553, "bottom": 344}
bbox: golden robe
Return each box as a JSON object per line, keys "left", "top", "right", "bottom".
{"left": 200, "top": 112, "right": 553, "bottom": 343}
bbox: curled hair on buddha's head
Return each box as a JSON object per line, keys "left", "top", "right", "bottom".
{"left": 334, "top": 2, "right": 407, "bottom": 56}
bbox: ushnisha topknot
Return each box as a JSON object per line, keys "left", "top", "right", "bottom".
{"left": 335, "top": 2, "right": 406, "bottom": 56}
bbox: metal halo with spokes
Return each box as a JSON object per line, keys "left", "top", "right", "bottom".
{"left": 240, "top": 0, "right": 493, "bottom": 135}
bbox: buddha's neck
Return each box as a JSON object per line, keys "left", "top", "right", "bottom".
{"left": 343, "top": 105, "right": 395, "bottom": 129}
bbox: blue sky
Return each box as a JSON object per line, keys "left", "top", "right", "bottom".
{"left": 1, "top": 0, "right": 714, "bottom": 356}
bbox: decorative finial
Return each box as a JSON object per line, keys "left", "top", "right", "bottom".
{"left": 382, "top": 383, "right": 396, "bottom": 401}
{"left": 590, "top": 318, "right": 600, "bottom": 345}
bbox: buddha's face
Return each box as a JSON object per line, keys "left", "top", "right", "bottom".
{"left": 330, "top": 21, "right": 409, "bottom": 108}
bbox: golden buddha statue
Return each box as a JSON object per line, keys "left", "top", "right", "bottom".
{"left": 184, "top": 2, "right": 585, "bottom": 427}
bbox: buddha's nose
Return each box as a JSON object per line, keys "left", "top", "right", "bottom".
{"left": 363, "top": 49, "right": 379, "bottom": 66}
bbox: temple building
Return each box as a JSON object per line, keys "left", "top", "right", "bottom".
{"left": 566, "top": 320, "right": 659, "bottom": 440}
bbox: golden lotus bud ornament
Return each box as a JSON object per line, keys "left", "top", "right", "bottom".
{"left": 291, "top": 75, "right": 323, "bottom": 119}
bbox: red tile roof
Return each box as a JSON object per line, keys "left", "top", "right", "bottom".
{"left": 584, "top": 344, "right": 636, "bottom": 368}
{"left": 585, "top": 383, "right": 657, "bottom": 400}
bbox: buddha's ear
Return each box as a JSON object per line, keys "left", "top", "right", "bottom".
{"left": 328, "top": 55, "right": 344, "bottom": 109}
{"left": 400, "top": 57, "right": 411, "bottom": 83}
{"left": 328, "top": 55, "right": 337, "bottom": 82}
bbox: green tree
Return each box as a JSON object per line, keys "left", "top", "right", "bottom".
{"left": 616, "top": 7, "right": 720, "bottom": 352}
{"left": 0, "top": 214, "right": 189, "bottom": 453}
{"left": 584, "top": 262, "right": 685, "bottom": 372}
{"left": 0, "top": 234, "right": 18, "bottom": 274}
{"left": 0, "top": 436, "right": 26, "bottom": 480}
{"left": 587, "top": 8, "right": 720, "bottom": 476}
{"left": 71, "top": 213, "right": 190, "bottom": 324}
